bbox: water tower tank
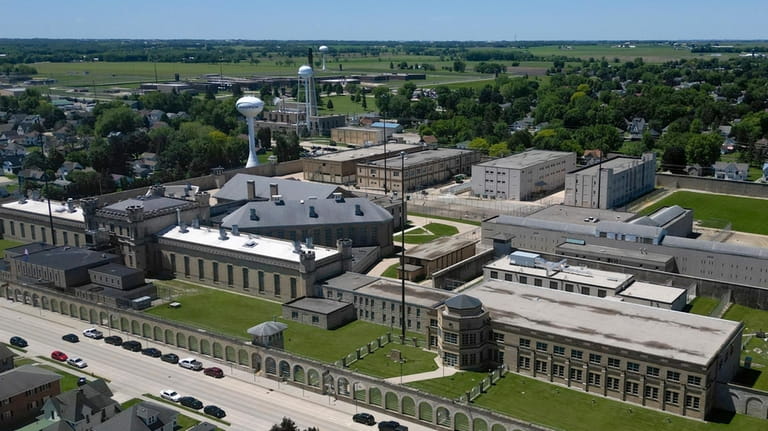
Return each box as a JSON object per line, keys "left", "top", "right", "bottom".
{"left": 298, "top": 65, "right": 314, "bottom": 78}
{"left": 319, "top": 45, "right": 329, "bottom": 53}
{"left": 236, "top": 96, "right": 264, "bottom": 117}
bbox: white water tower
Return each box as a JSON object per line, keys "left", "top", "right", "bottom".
{"left": 298, "top": 65, "right": 316, "bottom": 134}
{"left": 236, "top": 96, "right": 265, "bottom": 168}
{"left": 319, "top": 45, "right": 329, "bottom": 71}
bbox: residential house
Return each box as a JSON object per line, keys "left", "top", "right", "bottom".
{"left": 92, "top": 401, "right": 177, "bottom": 431}
{"left": 37, "top": 379, "right": 121, "bottom": 431}
{"left": 56, "top": 161, "right": 84, "bottom": 180}
{"left": 0, "top": 344, "right": 14, "bottom": 372}
{"left": 2, "top": 155, "right": 24, "bottom": 175}
{"left": 625, "top": 117, "right": 647, "bottom": 140}
{"left": 762, "top": 162, "right": 768, "bottom": 180}
{"left": 18, "top": 168, "right": 45, "bottom": 182}
{"left": 713, "top": 162, "right": 749, "bottom": 181}
{"left": 0, "top": 365, "right": 61, "bottom": 430}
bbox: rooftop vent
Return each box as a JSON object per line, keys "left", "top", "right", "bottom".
{"left": 243, "top": 240, "right": 257, "bottom": 248}
{"left": 271, "top": 194, "right": 284, "bottom": 205}
{"left": 354, "top": 204, "right": 364, "bottom": 216}
{"left": 333, "top": 192, "right": 344, "bottom": 202}
{"left": 249, "top": 208, "right": 259, "bottom": 221}
{"left": 309, "top": 206, "right": 318, "bottom": 218}
{"left": 232, "top": 224, "right": 240, "bottom": 236}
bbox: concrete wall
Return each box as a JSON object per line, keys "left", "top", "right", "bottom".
{"left": 716, "top": 383, "right": 768, "bottom": 419}
{"left": 432, "top": 248, "right": 496, "bottom": 290}
{"left": 657, "top": 173, "right": 768, "bottom": 198}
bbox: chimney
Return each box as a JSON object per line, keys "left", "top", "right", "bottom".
{"left": 232, "top": 224, "right": 239, "bottom": 236}
{"left": 309, "top": 206, "right": 318, "bottom": 218}
{"left": 192, "top": 219, "right": 200, "bottom": 229}
{"left": 306, "top": 237, "right": 314, "bottom": 248}
{"left": 176, "top": 208, "right": 188, "bottom": 233}
{"left": 355, "top": 204, "right": 364, "bottom": 216}
{"left": 218, "top": 226, "right": 228, "bottom": 241}
{"left": 269, "top": 183, "right": 278, "bottom": 197}
{"left": 249, "top": 208, "right": 259, "bottom": 221}
{"left": 66, "top": 198, "right": 75, "bottom": 213}
{"left": 246, "top": 180, "right": 256, "bottom": 201}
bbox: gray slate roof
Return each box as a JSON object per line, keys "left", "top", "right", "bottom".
{"left": 248, "top": 321, "right": 288, "bottom": 337}
{"left": 88, "top": 263, "right": 144, "bottom": 278}
{"left": 445, "top": 294, "right": 482, "bottom": 310}
{"left": 92, "top": 401, "right": 176, "bottom": 431}
{"left": 47, "top": 379, "right": 117, "bottom": 423}
{"left": 102, "top": 195, "right": 190, "bottom": 213}
{"left": 0, "top": 365, "right": 60, "bottom": 400}
{"left": 647, "top": 205, "right": 687, "bottom": 226}
{"left": 214, "top": 174, "right": 343, "bottom": 202}
{"left": 221, "top": 197, "right": 392, "bottom": 229}
{"left": 10, "top": 246, "right": 118, "bottom": 270}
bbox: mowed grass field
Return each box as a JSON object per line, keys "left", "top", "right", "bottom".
{"left": 406, "top": 371, "right": 488, "bottom": 399}
{"left": 722, "top": 304, "right": 768, "bottom": 391}
{"left": 639, "top": 191, "right": 768, "bottom": 235}
{"left": 473, "top": 372, "right": 767, "bottom": 431}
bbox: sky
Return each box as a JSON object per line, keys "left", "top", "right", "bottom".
{"left": 1, "top": 0, "right": 766, "bottom": 41}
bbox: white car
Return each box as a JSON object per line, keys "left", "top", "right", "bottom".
{"left": 82, "top": 328, "right": 103, "bottom": 339}
{"left": 67, "top": 357, "right": 88, "bottom": 368}
{"left": 178, "top": 358, "right": 203, "bottom": 370}
{"left": 160, "top": 389, "right": 181, "bottom": 402}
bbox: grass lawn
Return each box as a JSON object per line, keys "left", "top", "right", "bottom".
{"left": 722, "top": 304, "right": 768, "bottom": 391}
{"left": 147, "top": 283, "right": 399, "bottom": 365}
{"left": 37, "top": 363, "right": 81, "bottom": 392}
{"left": 349, "top": 343, "right": 437, "bottom": 379}
{"left": 0, "top": 239, "right": 24, "bottom": 258}
{"left": 638, "top": 191, "right": 768, "bottom": 235}
{"left": 14, "top": 357, "right": 36, "bottom": 367}
{"left": 408, "top": 212, "right": 481, "bottom": 226}
{"left": 475, "top": 372, "right": 768, "bottom": 431}
{"left": 381, "top": 262, "right": 400, "bottom": 279}
{"left": 393, "top": 222, "right": 459, "bottom": 244}
{"left": 687, "top": 297, "right": 720, "bottom": 316}
{"left": 318, "top": 94, "right": 372, "bottom": 115}
{"left": 406, "top": 371, "right": 488, "bottom": 399}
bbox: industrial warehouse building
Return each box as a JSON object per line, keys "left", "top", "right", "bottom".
{"left": 471, "top": 150, "right": 576, "bottom": 200}
{"left": 302, "top": 143, "right": 422, "bottom": 185}
{"left": 564, "top": 152, "right": 656, "bottom": 209}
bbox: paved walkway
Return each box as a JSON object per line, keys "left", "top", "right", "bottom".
{"left": 383, "top": 355, "right": 458, "bottom": 384}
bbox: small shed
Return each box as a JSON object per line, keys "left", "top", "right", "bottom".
{"left": 282, "top": 297, "right": 356, "bottom": 329}
{"left": 247, "top": 321, "right": 288, "bottom": 348}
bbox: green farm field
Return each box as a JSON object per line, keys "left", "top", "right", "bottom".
{"left": 638, "top": 191, "right": 768, "bottom": 235}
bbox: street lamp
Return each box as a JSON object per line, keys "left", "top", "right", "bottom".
{"left": 400, "top": 151, "right": 406, "bottom": 343}
{"left": 40, "top": 173, "right": 56, "bottom": 246}
{"left": 383, "top": 110, "right": 388, "bottom": 194}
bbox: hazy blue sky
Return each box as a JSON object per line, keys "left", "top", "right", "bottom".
{"left": 2, "top": 0, "right": 766, "bottom": 40}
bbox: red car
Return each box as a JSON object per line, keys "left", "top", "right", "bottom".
{"left": 203, "top": 367, "right": 224, "bottom": 378}
{"left": 51, "top": 350, "right": 68, "bottom": 361}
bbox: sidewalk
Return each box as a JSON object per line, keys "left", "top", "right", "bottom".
{"left": 383, "top": 356, "right": 458, "bottom": 384}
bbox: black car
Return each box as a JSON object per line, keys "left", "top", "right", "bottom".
{"left": 179, "top": 396, "right": 203, "bottom": 410}
{"left": 121, "top": 340, "right": 142, "bottom": 352}
{"left": 9, "top": 336, "right": 28, "bottom": 348}
{"left": 377, "top": 421, "right": 407, "bottom": 431}
{"left": 161, "top": 353, "right": 179, "bottom": 364}
{"left": 141, "top": 347, "right": 162, "bottom": 357}
{"left": 104, "top": 335, "right": 123, "bottom": 346}
{"left": 203, "top": 405, "right": 226, "bottom": 419}
{"left": 62, "top": 333, "right": 80, "bottom": 343}
{"left": 353, "top": 412, "right": 376, "bottom": 425}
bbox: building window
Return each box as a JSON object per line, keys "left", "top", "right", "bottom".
{"left": 170, "top": 253, "right": 177, "bottom": 273}
{"left": 519, "top": 338, "right": 531, "bottom": 348}
{"left": 461, "top": 333, "right": 477, "bottom": 346}
{"left": 227, "top": 265, "right": 234, "bottom": 286}
{"left": 504, "top": 273, "right": 513, "bottom": 281}
{"left": 63, "top": 231, "right": 68, "bottom": 245}
{"left": 519, "top": 276, "right": 527, "bottom": 284}
{"left": 665, "top": 390, "right": 679, "bottom": 405}
{"left": 9, "top": 221, "right": 14, "bottom": 235}
{"left": 625, "top": 381, "right": 639, "bottom": 395}
{"left": 258, "top": 271, "right": 264, "bottom": 292}
{"left": 41, "top": 227, "right": 46, "bottom": 242}
{"left": 493, "top": 333, "right": 505, "bottom": 343}
{"left": 571, "top": 349, "right": 583, "bottom": 360}
{"left": 198, "top": 259, "right": 204, "bottom": 280}
{"left": 290, "top": 278, "right": 297, "bottom": 299}
{"left": 31, "top": 225, "right": 36, "bottom": 240}
{"left": 569, "top": 368, "right": 583, "bottom": 382}
{"left": 606, "top": 377, "right": 620, "bottom": 391}
{"left": 242, "top": 268, "right": 249, "bottom": 290}
{"left": 627, "top": 362, "right": 640, "bottom": 372}
{"left": 490, "top": 271, "right": 498, "bottom": 279}
{"left": 183, "top": 256, "right": 190, "bottom": 276}
{"left": 549, "top": 281, "right": 558, "bottom": 289}
{"left": 535, "top": 360, "right": 548, "bottom": 374}
{"left": 687, "top": 375, "right": 702, "bottom": 386}
{"left": 274, "top": 274, "right": 281, "bottom": 296}
{"left": 212, "top": 262, "right": 219, "bottom": 282}
{"left": 589, "top": 353, "right": 601, "bottom": 365}
{"left": 536, "top": 341, "right": 548, "bottom": 352}
{"left": 444, "top": 332, "right": 458, "bottom": 344}
{"left": 608, "top": 357, "right": 621, "bottom": 368}
{"left": 647, "top": 366, "right": 660, "bottom": 377}
{"left": 534, "top": 278, "right": 542, "bottom": 287}
{"left": 430, "top": 319, "right": 438, "bottom": 327}
{"left": 598, "top": 289, "right": 606, "bottom": 298}
{"left": 20, "top": 223, "right": 25, "bottom": 238}
{"left": 444, "top": 352, "right": 458, "bottom": 367}
{"left": 518, "top": 356, "right": 531, "bottom": 369}
{"left": 581, "top": 286, "right": 590, "bottom": 295}
{"left": 645, "top": 386, "right": 659, "bottom": 400}
{"left": 685, "top": 395, "right": 700, "bottom": 409}
{"left": 291, "top": 311, "right": 298, "bottom": 319}
{"left": 565, "top": 283, "right": 574, "bottom": 292}
{"left": 667, "top": 371, "right": 680, "bottom": 382}
{"left": 553, "top": 345, "right": 565, "bottom": 356}
{"left": 552, "top": 364, "right": 565, "bottom": 378}
{"left": 588, "top": 372, "right": 601, "bottom": 386}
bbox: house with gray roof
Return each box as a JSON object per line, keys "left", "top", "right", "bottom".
{"left": 92, "top": 401, "right": 176, "bottom": 431}
{"left": 0, "top": 365, "right": 61, "bottom": 430}
{"left": 38, "top": 379, "right": 120, "bottom": 431}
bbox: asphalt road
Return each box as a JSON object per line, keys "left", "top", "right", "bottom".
{"left": 0, "top": 299, "right": 434, "bottom": 431}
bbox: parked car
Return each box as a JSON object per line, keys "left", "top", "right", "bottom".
{"left": 104, "top": 335, "right": 123, "bottom": 346}
{"left": 378, "top": 421, "right": 407, "bottom": 431}
{"left": 141, "top": 347, "right": 162, "bottom": 357}
{"left": 179, "top": 358, "right": 203, "bottom": 370}
{"left": 77, "top": 377, "right": 88, "bottom": 387}
{"left": 179, "top": 396, "right": 203, "bottom": 410}
{"left": 82, "top": 328, "right": 103, "bottom": 339}
{"left": 51, "top": 350, "right": 68, "bottom": 361}
{"left": 9, "top": 336, "right": 28, "bottom": 348}
{"left": 67, "top": 357, "right": 88, "bottom": 368}
{"left": 161, "top": 353, "right": 179, "bottom": 364}
{"left": 203, "top": 367, "right": 224, "bottom": 378}
{"left": 160, "top": 389, "right": 181, "bottom": 402}
{"left": 203, "top": 405, "right": 226, "bottom": 419}
{"left": 62, "top": 333, "right": 80, "bottom": 343}
{"left": 121, "top": 340, "right": 142, "bottom": 352}
{"left": 353, "top": 412, "right": 376, "bottom": 425}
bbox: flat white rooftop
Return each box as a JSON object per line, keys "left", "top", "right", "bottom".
{"left": 618, "top": 281, "right": 687, "bottom": 305}
{"left": 158, "top": 226, "right": 339, "bottom": 263}
{"left": 466, "top": 280, "right": 741, "bottom": 366}
{"left": 2, "top": 199, "right": 85, "bottom": 223}
{"left": 485, "top": 257, "right": 633, "bottom": 291}
{"left": 475, "top": 150, "right": 572, "bottom": 170}
{"left": 311, "top": 143, "right": 419, "bottom": 162}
